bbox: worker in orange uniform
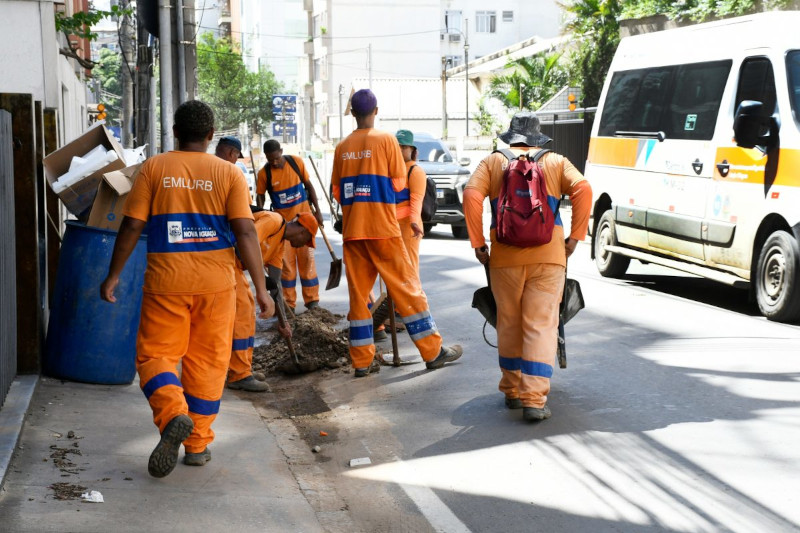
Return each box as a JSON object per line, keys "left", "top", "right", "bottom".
{"left": 256, "top": 140, "right": 324, "bottom": 313}
{"left": 463, "top": 111, "right": 592, "bottom": 422}
{"left": 100, "top": 100, "right": 274, "bottom": 477}
{"left": 331, "top": 89, "right": 462, "bottom": 377}
{"left": 214, "top": 137, "right": 316, "bottom": 392}
{"left": 394, "top": 130, "right": 426, "bottom": 273}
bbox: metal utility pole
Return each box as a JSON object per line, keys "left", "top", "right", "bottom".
{"left": 158, "top": 0, "right": 174, "bottom": 152}
{"left": 175, "top": 0, "right": 186, "bottom": 104}
{"left": 120, "top": 0, "right": 134, "bottom": 147}
{"left": 135, "top": 22, "right": 152, "bottom": 154}
{"left": 441, "top": 56, "right": 448, "bottom": 137}
{"left": 464, "top": 19, "right": 469, "bottom": 137}
{"left": 520, "top": 83, "right": 525, "bottom": 110}
{"left": 338, "top": 84, "right": 344, "bottom": 141}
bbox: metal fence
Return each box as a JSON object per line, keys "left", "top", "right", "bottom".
{"left": 537, "top": 107, "right": 597, "bottom": 174}
{"left": 0, "top": 110, "right": 17, "bottom": 408}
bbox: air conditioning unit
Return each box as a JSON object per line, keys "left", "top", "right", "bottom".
{"left": 440, "top": 33, "right": 445, "bottom": 40}
{"left": 449, "top": 34, "right": 461, "bottom": 42}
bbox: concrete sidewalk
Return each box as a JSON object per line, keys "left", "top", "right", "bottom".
{"left": 0, "top": 376, "right": 325, "bottom": 532}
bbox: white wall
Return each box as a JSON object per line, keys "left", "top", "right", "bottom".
{"left": 0, "top": 1, "right": 88, "bottom": 145}
{"left": 440, "top": 0, "right": 563, "bottom": 63}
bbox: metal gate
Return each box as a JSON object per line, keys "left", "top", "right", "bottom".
{"left": 537, "top": 108, "right": 596, "bottom": 174}
{"left": 0, "top": 109, "right": 17, "bottom": 407}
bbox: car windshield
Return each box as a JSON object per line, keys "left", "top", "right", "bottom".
{"left": 787, "top": 50, "right": 800, "bottom": 126}
{"left": 416, "top": 140, "right": 454, "bottom": 163}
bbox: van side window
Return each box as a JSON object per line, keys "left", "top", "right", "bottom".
{"left": 666, "top": 60, "right": 731, "bottom": 141}
{"left": 598, "top": 67, "right": 674, "bottom": 136}
{"left": 785, "top": 51, "right": 800, "bottom": 124}
{"left": 736, "top": 57, "right": 777, "bottom": 116}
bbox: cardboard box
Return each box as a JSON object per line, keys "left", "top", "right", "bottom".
{"left": 86, "top": 164, "right": 142, "bottom": 231}
{"left": 43, "top": 124, "right": 126, "bottom": 218}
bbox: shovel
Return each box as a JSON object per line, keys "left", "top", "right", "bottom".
{"left": 307, "top": 155, "right": 338, "bottom": 223}
{"left": 316, "top": 222, "right": 342, "bottom": 290}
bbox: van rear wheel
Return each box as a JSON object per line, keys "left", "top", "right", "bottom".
{"left": 594, "top": 211, "right": 630, "bottom": 278}
{"left": 755, "top": 231, "right": 800, "bottom": 322}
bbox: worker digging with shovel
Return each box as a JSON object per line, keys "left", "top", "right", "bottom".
{"left": 215, "top": 137, "right": 317, "bottom": 390}
{"left": 331, "top": 88, "right": 462, "bottom": 377}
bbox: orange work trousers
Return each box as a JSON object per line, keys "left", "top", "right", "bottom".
{"left": 136, "top": 289, "right": 235, "bottom": 454}
{"left": 282, "top": 243, "right": 319, "bottom": 308}
{"left": 343, "top": 238, "right": 442, "bottom": 369}
{"left": 490, "top": 263, "right": 565, "bottom": 408}
{"left": 228, "top": 268, "right": 255, "bottom": 382}
{"left": 398, "top": 217, "right": 421, "bottom": 275}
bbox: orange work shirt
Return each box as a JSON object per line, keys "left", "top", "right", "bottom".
{"left": 395, "top": 161, "right": 426, "bottom": 223}
{"left": 463, "top": 147, "right": 592, "bottom": 268}
{"left": 330, "top": 128, "right": 407, "bottom": 241}
{"left": 124, "top": 151, "right": 254, "bottom": 294}
{"left": 255, "top": 155, "right": 312, "bottom": 221}
{"left": 255, "top": 211, "right": 286, "bottom": 269}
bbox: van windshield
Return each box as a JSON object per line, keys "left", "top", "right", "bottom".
{"left": 787, "top": 51, "right": 800, "bottom": 125}
{"left": 416, "top": 140, "right": 454, "bottom": 163}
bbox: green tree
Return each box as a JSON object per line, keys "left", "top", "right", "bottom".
{"left": 488, "top": 52, "right": 570, "bottom": 111}
{"left": 620, "top": 0, "right": 798, "bottom": 21}
{"left": 475, "top": 96, "right": 500, "bottom": 137}
{"left": 93, "top": 48, "right": 122, "bottom": 124}
{"left": 197, "top": 33, "right": 283, "bottom": 133}
{"left": 54, "top": 4, "right": 132, "bottom": 70}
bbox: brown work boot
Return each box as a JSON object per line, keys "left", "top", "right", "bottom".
{"left": 148, "top": 414, "right": 194, "bottom": 478}
{"left": 504, "top": 397, "right": 523, "bottom": 409}
{"left": 227, "top": 376, "right": 270, "bottom": 392}
{"left": 425, "top": 345, "right": 463, "bottom": 370}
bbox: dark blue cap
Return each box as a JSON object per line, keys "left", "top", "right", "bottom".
{"left": 218, "top": 136, "right": 244, "bottom": 157}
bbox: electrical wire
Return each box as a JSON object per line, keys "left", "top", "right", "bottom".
{"left": 195, "top": 24, "right": 445, "bottom": 41}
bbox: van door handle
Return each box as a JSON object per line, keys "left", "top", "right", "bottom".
{"left": 692, "top": 159, "right": 703, "bottom": 175}
{"left": 716, "top": 160, "right": 730, "bottom": 177}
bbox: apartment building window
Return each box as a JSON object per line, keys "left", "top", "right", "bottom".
{"left": 445, "top": 10, "right": 462, "bottom": 34}
{"left": 475, "top": 11, "right": 496, "bottom": 33}
{"left": 314, "top": 57, "right": 327, "bottom": 81}
{"left": 503, "top": 11, "right": 513, "bottom": 22}
{"left": 444, "top": 55, "right": 462, "bottom": 69}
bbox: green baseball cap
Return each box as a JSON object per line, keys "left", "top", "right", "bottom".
{"left": 395, "top": 129, "right": 415, "bottom": 148}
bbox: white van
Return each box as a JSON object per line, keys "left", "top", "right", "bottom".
{"left": 586, "top": 11, "right": 800, "bottom": 322}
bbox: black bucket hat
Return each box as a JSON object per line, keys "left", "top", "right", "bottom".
{"left": 499, "top": 111, "right": 552, "bottom": 147}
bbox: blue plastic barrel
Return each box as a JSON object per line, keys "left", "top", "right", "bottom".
{"left": 44, "top": 221, "right": 147, "bottom": 384}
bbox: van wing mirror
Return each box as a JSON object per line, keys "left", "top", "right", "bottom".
{"left": 734, "top": 100, "right": 778, "bottom": 150}
{"left": 459, "top": 157, "right": 471, "bottom": 167}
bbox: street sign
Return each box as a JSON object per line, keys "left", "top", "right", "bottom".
{"left": 273, "top": 113, "right": 296, "bottom": 122}
{"left": 272, "top": 94, "right": 297, "bottom": 114}
{"left": 272, "top": 122, "right": 297, "bottom": 136}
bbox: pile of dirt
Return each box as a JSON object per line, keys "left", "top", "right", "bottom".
{"left": 49, "top": 482, "right": 86, "bottom": 500}
{"left": 253, "top": 307, "right": 350, "bottom": 375}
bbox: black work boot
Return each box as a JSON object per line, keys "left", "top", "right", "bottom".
{"left": 227, "top": 375, "right": 270, "bottom": 392}
{"left": 425, "top": 345, "right": 463, "bottom": 370}
{"left": 505, "top": 397, "right": 523, "bottom": 409}
{"left": 522, "top": 405, "right": 552, "bottom": 421}
{"left": 148, "top": 414, "right": 194, "bottom": 478}
{"left": 184, "top": 447, "right": 211, "bottom": 466}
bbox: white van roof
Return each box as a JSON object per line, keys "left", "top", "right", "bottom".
{"left": 613, "top": 11, "right": 800, "bottom": 69}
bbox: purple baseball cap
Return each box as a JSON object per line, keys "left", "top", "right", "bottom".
{"left": 351, "top": 89, "right": 377, "bottom": 115}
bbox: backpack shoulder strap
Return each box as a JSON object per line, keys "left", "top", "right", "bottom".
{"left": 407, "top": 164, "right": 417, "bottom": 179}
{"left": 493, "top": 149, "right": 516, "bottom": 161}
{"left": 532, "top": 148, "right": 551, "bottom": 163}
{"left": 263, "top": 164, "right": 273, "bottom": 195}
{"left": 284, "top": 155, "right": 303, "bottom": 180}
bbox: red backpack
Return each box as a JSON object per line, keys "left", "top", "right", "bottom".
{"left": 495, "top": 148, "right": 555, "bottom": 248}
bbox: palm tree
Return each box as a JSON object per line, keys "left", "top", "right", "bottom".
{"left": 488, "top": 52, "right": 570, "bottom": 111}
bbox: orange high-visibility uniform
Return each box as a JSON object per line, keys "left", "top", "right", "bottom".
{"left": 332, "top": 128, "right": 442, "bottom": 369}
{"left": 229, "top": 211, "right": 286, "bottom": 382}
{"left": 257, "top": 156, "right": 319, "bottom": 307}
{"left": 396, "top": 161, "right": 426, "bottom": 274}
{"left": 463, "top": 148, "right": 592, "bottom": 408}
{"left": 125, "top": 151, "right": 253, "bottom": 453}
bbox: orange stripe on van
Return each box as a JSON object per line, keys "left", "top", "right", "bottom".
{"left": 714, "top": 146, "right": 800, "bottom": 187}
{"left": 587, "top": 137, "right": 640, "bottom": 168}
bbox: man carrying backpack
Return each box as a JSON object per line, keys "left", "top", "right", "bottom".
{"left": 463, "top": 111, "right": 592, "bottom": 422}
{"left": 256, "top": 139, "right": 325, "bottom": 313}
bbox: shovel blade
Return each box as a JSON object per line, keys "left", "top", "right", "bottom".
{"left": 325, "top": 259, "right": 343, "bottom": 290}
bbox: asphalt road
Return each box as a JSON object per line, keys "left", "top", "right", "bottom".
{"left": 292, "top": 221, "right": 800, "bottom": 533}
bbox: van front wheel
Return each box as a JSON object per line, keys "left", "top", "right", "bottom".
{"left": 755, "top": 231, "right": 800, "bottom": 322}
{"left": 594, "top": 211, "right": 630, "bottom": 278}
